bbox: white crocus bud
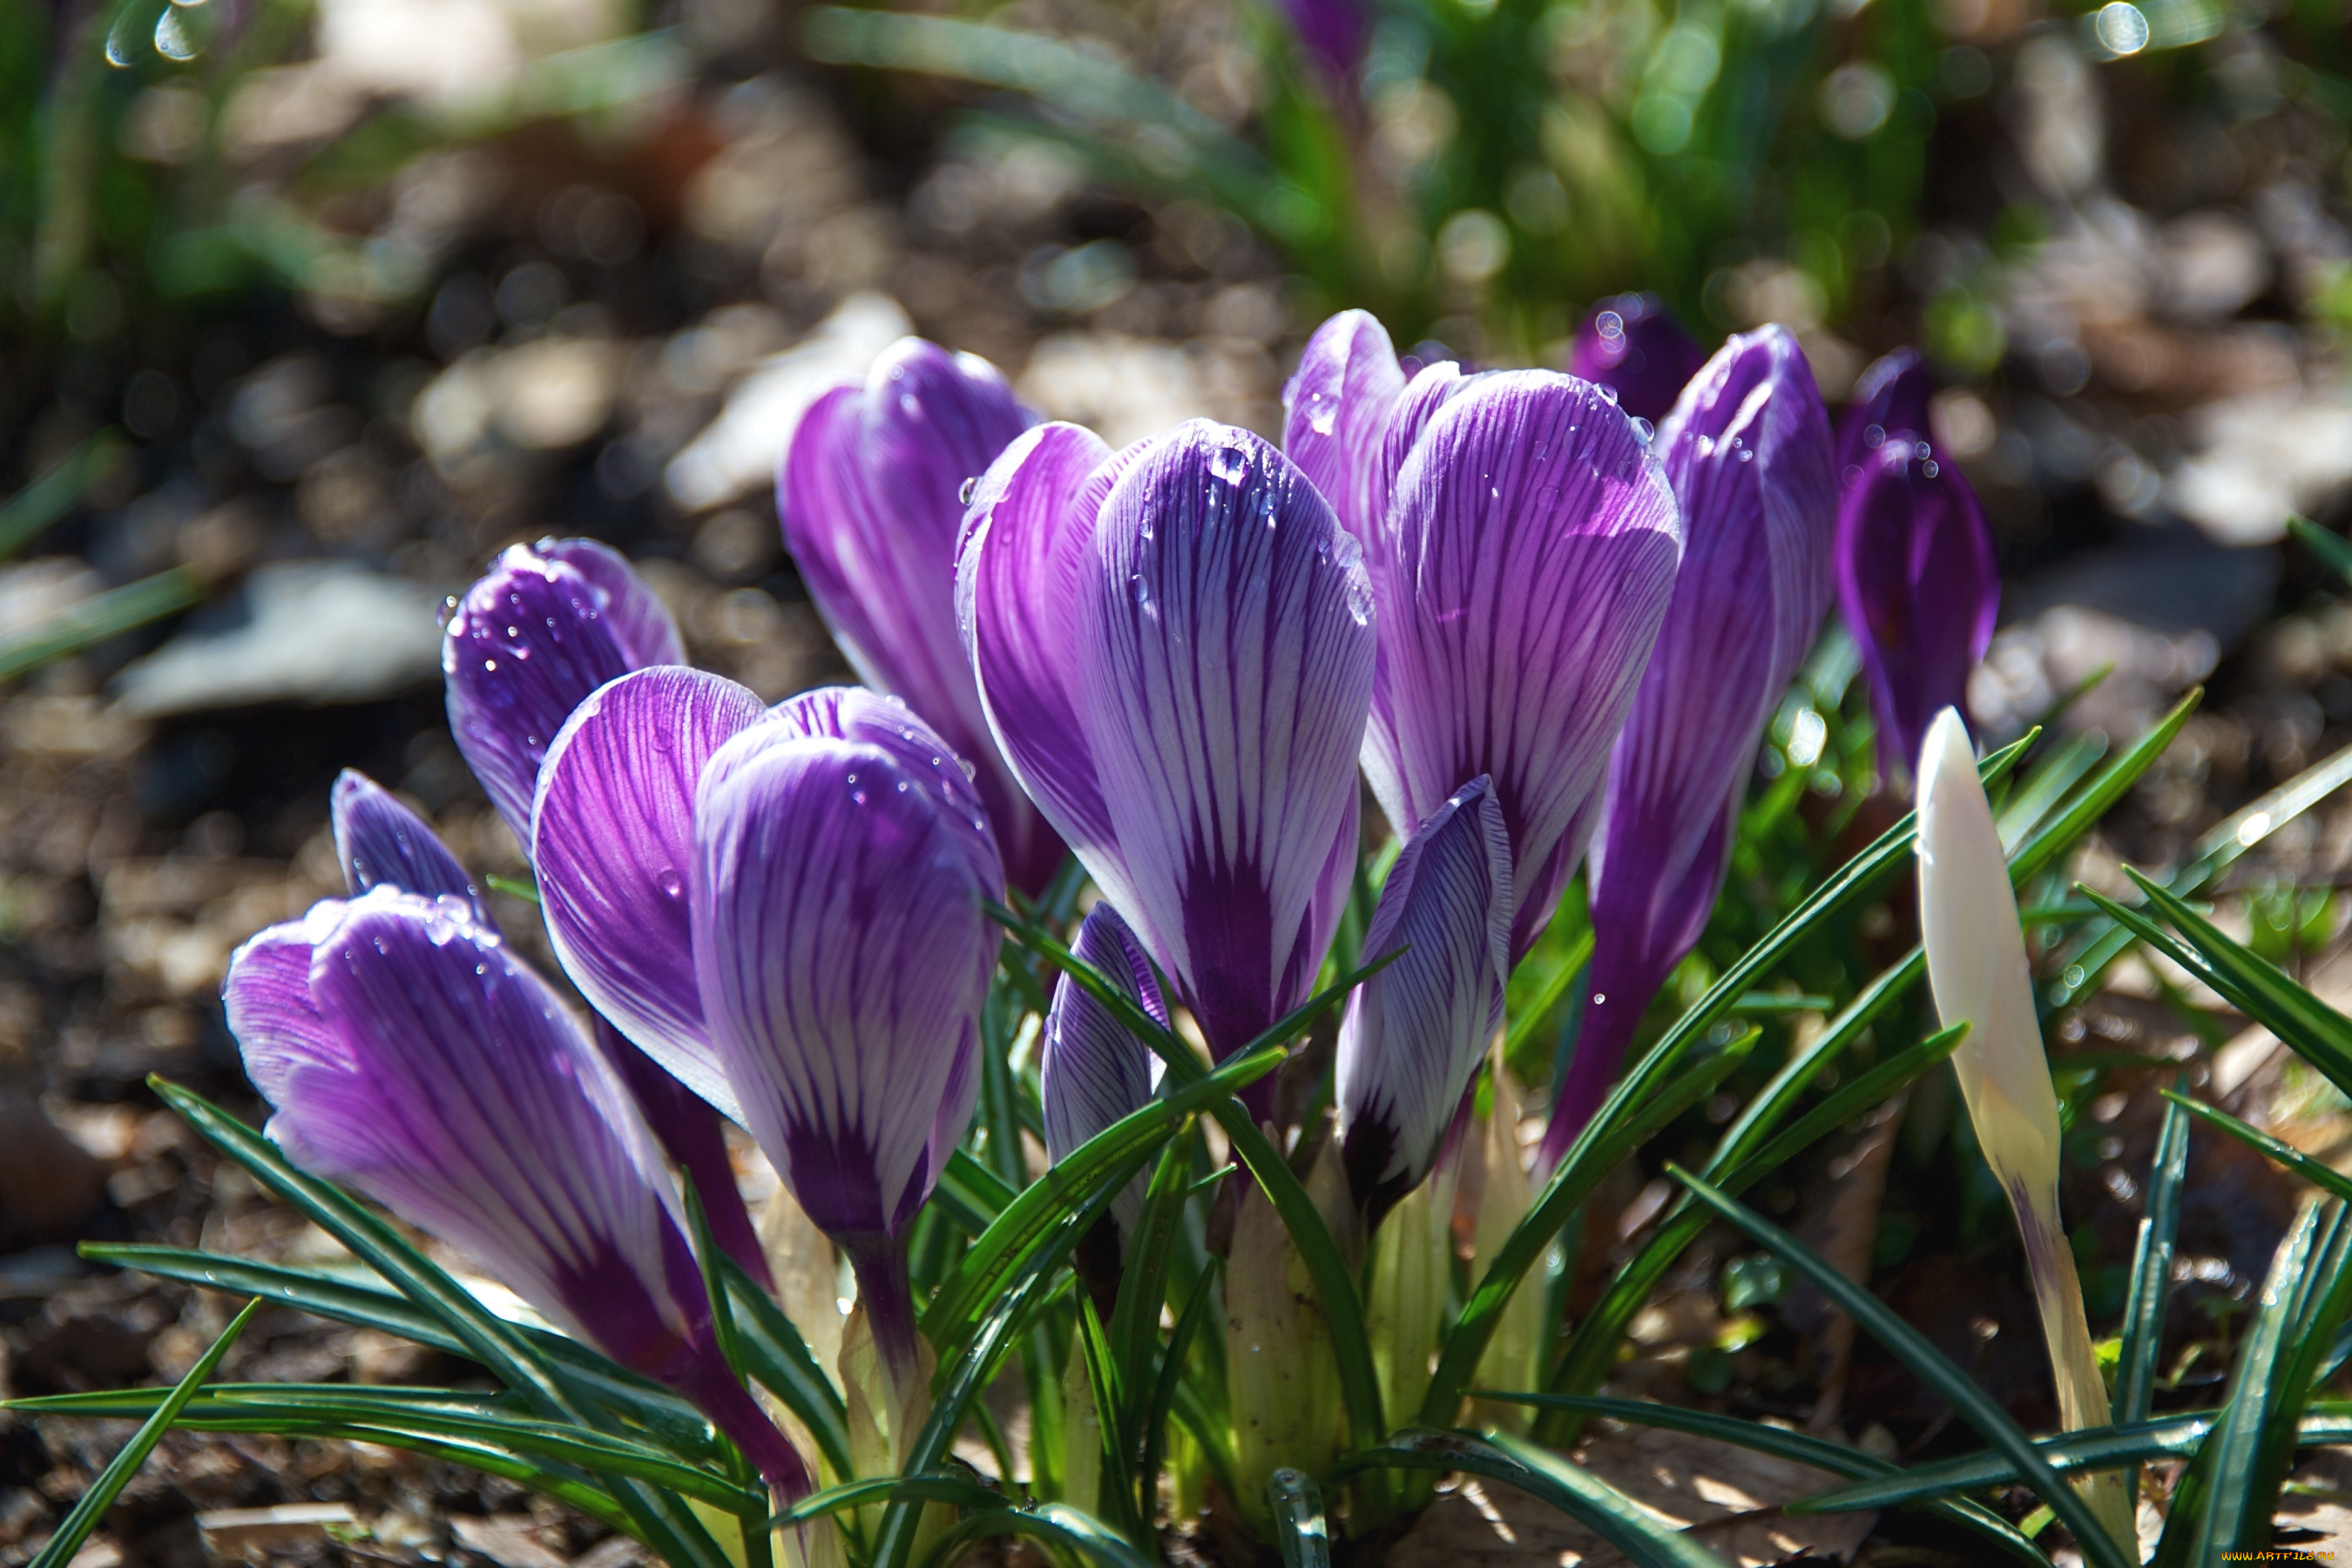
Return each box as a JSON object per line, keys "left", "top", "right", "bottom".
{"left": 1916, "top": 706, "right": 2132, "bottom": 1552}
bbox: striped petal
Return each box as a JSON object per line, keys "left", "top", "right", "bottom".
{"left": 1367, "top": 370, "right": 1681, "bottom": 960}
{"left": 1558, "top": 328, "right": 1836, "bottom": 1158}
{"left": 1283, "top": 310, "right": 1409, "bottom": 549}
{"left": 1836, "top": 439, "right": 2000, "bottom": 781}
{"left": 1039, "top": 904, "right": 1167, "bottom": 1243}
{"left": 1835, "top": 347, "right": 1933, "bottom": 485}
{"left": 443, "top": 538, "right": 685, "bottom": 843}
{"left": 692, "top": 691, "right": 1004, "bottom": 1255}
{"left": 1335, "top": 775, "right": 1512, "bottom": 1224}
{"left": 533, "top": 666, "right": 768, "bottom": 1121}
{"left": 1078, "top": 421, "right": 1376, "bottom": 1065}
{"left": 958, "top": 422, "right": 1125, "bottom": 857}
{"left": 331, "top": 770, "right": 488, "bottom": 923}
{"left": 223, "top": 889, "right": 807, "bottom": 1495}
{"left": 779, "top": 340, "right": 1061, "bottom": 891}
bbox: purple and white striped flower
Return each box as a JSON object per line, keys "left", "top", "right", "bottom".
{"left": 1040, "top": 904, "right": 1168, "bottom": 1247}
{"left": 1550, "top": 328, "right": 1837, "bottom": 1162}
{"left": 1836, "top": 438, "right": 2000, "bottom": 783}
{"left": 534, "top": 677, "right": 1004, "bottom": 1382}
{"left": 958, "top": 420, "right": 1375, "bottom": 1102}
{"left": 328, "top": 769, "right": 774, "bottom": 1291}
{"left": 780, "top": 340, "right": 1063, "bottom": 894}
{"left": 1569, "top": 294, "right": 1708, "bottom": 426}
{"left": 1835, "top": 347, "right": 1933, "bottom": 485}
{"left": 1335, "top": 775, "right": 1513, "bottom": 1227}
{"left": 443, "top": 539, "right": 686, "bottom": 846}
{"left": 223, "top": 889, "right": 809, "bottom": 1496}
{"left": 1284, "top": 310, "right": 1683, "bottom": 960}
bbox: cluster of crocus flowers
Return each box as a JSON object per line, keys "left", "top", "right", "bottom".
{"left": 1833, "top": 348, "right": 2002, "bottom": 782}
{"left": 213, "top": 301, "right": 2024, "bottom": 1540}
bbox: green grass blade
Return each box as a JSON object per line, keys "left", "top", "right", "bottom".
{"left": 1138, "top": 1260, "right": 1220, "bottom": 1523}
{"left": 771, "top": 1472, "right": 1010, "bottom": 1529}
{"left": 2085, "top": 880, "right": 2352, "bottom": 1100}
{"left": 31, "top": 1299, "right": 259, "bottom": 1568}
{"left": 1477, "top": 1392, "right": 2049, "bottom": 1563}
{"left": 1267, "top": 1468, "right": 1330, "bottom": 1568}
{"left": 922, "top": 1041, "right": 1281, "bottom": 1344}
{"left": 0, "top": 567, "right": 202, "bottom": 682}
{"left": 80, "top": 1244, "right": 727, "bottom": 1460}
{"left": 1109, "top": 1138, "right": 1194, "bottom": 1454}
{"left": 720, "top": 1257, "right": 854, "bottom": 1482}
{"left": 2006, "top": 692, "right": 2196, "bottom": 883}
{"left": 1329, "top": 1428, "right": 1732, "bottom": 1568}
{"left": 0, "top": 429, "right": 121, "bottom": 561}
{"left": 917, "top": 1504, "right": 1159, "bottom": 1568}
{"left": 152, "top": 1081, "right": 732, "bottom": 1568}
{"left": 483, "top": 872, "right": 541, "bottom": 905}
{"left": 2153, "top": 1203, "right": 2328, "bottom": 1565}
{"left": 15, "top": 1383, "right": 762, "bottom": 1511}
{"left": 1666, "top": 1166, "right": 2134, "bottom": 1568}
{"left": 1502, "top": 929, "right": 1595, "bottom": 1062}
{"left": 2118, "top": 1083, "right": 2192, "bottom": 1503}
{"left": 936, "top": 1150, "right": 1016, "bottom": 1234}
{"left": 2290, "top": 516, "right": 2352, "bottom": 585}
{"left": 1421, "top": 1033, "right": 1757, "bottom": 1427}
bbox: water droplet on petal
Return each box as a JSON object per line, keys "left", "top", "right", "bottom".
{"left": 658, "top": 869, "right": 683, "bottom": 898}
{"left": 1207, "top": 444, "right": 1251, "bottom": 484}
{"left": 958, "top": 476, "right": 977, "bottom": 505}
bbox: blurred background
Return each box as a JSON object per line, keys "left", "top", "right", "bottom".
{"left": 6, "top": 0, "right": 2352, "bottom": 1557}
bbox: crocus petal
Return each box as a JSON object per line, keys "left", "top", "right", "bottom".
{"left": 444, "top": 539, "right": 686, "bottom": 844}
{"left": 1336, "top": 775, "right": 1512, "bottom": 1225}
{"left": 692, "top": 693, "right": 1004, "bottom": 1254}
{"left": 534, "top": 666, "right": 769, "bottom": 1121}
{"left": 331, "top": 770, "right": 487, "bottom": 923}
{"left": 1284, "top": 310, "right": 1409, "bottom": 548}
{"left": 780, "top": 340, "right": 1062, "bottom": 892}
{"left": 1367, "top": 371, "right": 1682, "bottom": 960}
{"left": 224, "top": 903, "right": 350, "bottom": 1106}
{"left": 1567, "top": 294, "right": 1707, "bottom": 425}
{"left": 1557, "top": 328, "right": 1837, "bottom": 1157}
{"left": 1835, "top": 439, "right": 2000, "bottom": 780}
{"left": 958, "top": 422, "right": 1124, "bottom": 856}
{"left": 1835, "top": 347, "right": 1933, "bottom": 484}
{"left": 1078, "top": 422, "right": 1375, "bottom": 1063}
{"left": 590, "top": 1017, "right": 773, "bottom": 1293}
{"left": 1040, "top": 904, "right": 1168, "bottom": 1242}
{"left": 224, "top": 889, "right": 808, "bottom": 1496}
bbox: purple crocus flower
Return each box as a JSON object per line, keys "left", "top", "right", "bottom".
{"left": 223, "top": 889, "right": 810, "bottom": 1497}
{"left": 958, "top": 420, "right": 1375, "bottom": 1109}
{"left": 1335, "top": 775, "right": 1512, "bottom": 1227}
{"left": 443, "top": 538, "right": 686, "bottom": 847}
{"left": 328, "top": 770, "right": 774, "bottom": 1293}
{"left": 534, "top": 676, "right": 1004, "bottom": 1385}
{"left": 1040, "top": 903, "right": 1168, "bottom": 1247}
{"left": 1547, "top": 328, "right": 1837, "bottom": 1164}
{"left": 1568, "top": 294, "right": 1708, "bottom": 426}
{"left": 780, "top": 339, "right": 1064, "bottom": 895}
{"left": 1836, "top": 347, "right": 1933, "bottom": 485}
{"left": 1836, "top": 439, "right": 2000, "bottom": 783}
{"left": 1285, "top": 310, "right": 1683, "bottom": 961}
{"left": 692, "top": 686, "right": 1004, "bottom": 1384}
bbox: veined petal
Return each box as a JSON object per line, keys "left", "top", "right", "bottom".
{"left": 1835, "top": 439, "right": 2000, "bottom": 780}
{"left": 1078, "top": 421, "right": 1376, "bottom": 1060}
{"left": 779, "top": 341, "right": 1060, "bottom": 892}
{"left": 444, "top": 539, "right": 686, "bottom": 843}
{"left": 1568, "top": 294, "right": 1707, "bottom": 425}
{"left": 224, "top": 902, "right": 351, "bottom": 1106}
{"left": 762, "top": 686, "right": 1000, "bottom": 895}
{"left": 958, "top": 422, "right": 1123, "bottom": 858}
{"left": 331, "top": 770, "right": 488, "bottom": 923}
{"left": 1368, "top": 371, "right": 1681, "bottom": 960}
{"left": 693, "top": 704, "right": 1004, "bottom": 1249}
{"left": 1835, "top": 347, "right": 1933, "bottom": 484}
{"left": 258, "top": 889, "right": 700, "bottom": 1367}
{"left": 1560, "top": 332, "right": 1835, "bottom": 1157}
{"left": 1040, "top": 904, "right": 1167, "bottom": 1241}
{"left": 1283, "top": 310, "right": 1409, "bottom": 549}
{"left": 1336, "top": 775, "right": 1512, "bottom": 1224}
{"left": 534, "top": 666, "right": 768, "bottom": 1121}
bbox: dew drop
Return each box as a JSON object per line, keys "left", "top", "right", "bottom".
{"left": 1632, "top": 417, "right": 1655, "bottom": 443}
{"left": 1597, "top": 384, "right": 1619, "bottom": 406}
{"left": 658, "top": 869, "right": 683, "bottom": 898}
{"left": 482, "top": 658, "right": 497, "bottom": 672}
{"left": 958, "top": 476, "right": 977, "bottom": 505}
{"left": 1207, "top": 444, "right": 1251, "bottom": 484}
{"left": 1862, "top": 423, "right": 1885, "bottom": 449}
{"left": 1922, "top": 459, "right": 1940, "bottom": 478}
